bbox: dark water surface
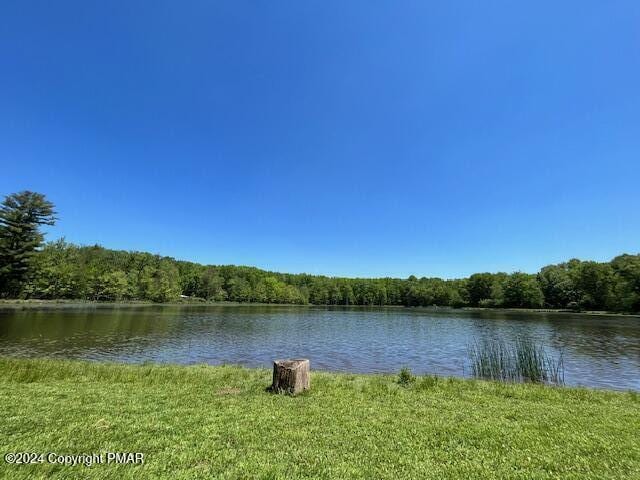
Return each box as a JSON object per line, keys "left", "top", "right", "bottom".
{"left": 1, "top": 305, "right": 639, "bottom": 390}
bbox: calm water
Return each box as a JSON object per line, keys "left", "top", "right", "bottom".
{"left": 1, "top": 305, "right": 639, "bottom": 390}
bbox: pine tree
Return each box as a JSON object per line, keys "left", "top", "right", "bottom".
{"left": 0, "top": 191, "right": 56, "bottom": 297}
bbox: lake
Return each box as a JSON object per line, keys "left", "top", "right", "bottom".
{"left": 0, "top": 304, "right": 638, "bottom": 390}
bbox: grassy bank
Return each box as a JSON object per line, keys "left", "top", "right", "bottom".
{"left": 1, "top": 359, "right": 638, "bottom": 479}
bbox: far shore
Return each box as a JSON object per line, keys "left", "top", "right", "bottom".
{"left": 1, "top": 298, "right": 638, "bottom": 317}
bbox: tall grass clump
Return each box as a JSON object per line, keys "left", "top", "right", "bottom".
{"left": 468, "top": 338, "right": 564, "bottom": 385}
{"left": 397, "top": 366, "right": 416, "bottom": 386}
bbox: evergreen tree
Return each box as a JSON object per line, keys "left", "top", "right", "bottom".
{"left": 0, "top": 191, "right": 56, "bottom": 297}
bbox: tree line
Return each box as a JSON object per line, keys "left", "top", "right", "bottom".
{"left": 1, "top": 191, "right": 639, "bottom": 312}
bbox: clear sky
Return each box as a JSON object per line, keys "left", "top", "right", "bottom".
{"left": 1, "top": 1, "right": 639, "bottom": 279}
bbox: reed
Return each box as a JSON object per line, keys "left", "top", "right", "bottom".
{"left": 468, "top": 338, "right": 564, "bottom": 385}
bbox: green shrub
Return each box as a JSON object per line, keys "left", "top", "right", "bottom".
{"left": 397, "top": 367, "right": 415, "bottom": 386}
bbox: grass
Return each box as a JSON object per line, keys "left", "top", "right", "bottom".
{"left": 0, "top": 359, "right": 638, "bottom": 479}
{"left": 468, "top": 339, "right": 564, "bottom": 384}
{"left": 397, "top": 366, "right": 416, "bottom": 386}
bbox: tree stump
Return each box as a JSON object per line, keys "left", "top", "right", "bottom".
{"left": 270, "top": 359, "right": 310, "bottom": 395}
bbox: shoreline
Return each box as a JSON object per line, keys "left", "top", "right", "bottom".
{"left": 1, "top": 298, "right": 638, "bottom": 317}
{"left": 0, "top": 355, "right": 630, "bottom": 392}
{"left": 0, "top": 355, "right": 635, "bottom": 392}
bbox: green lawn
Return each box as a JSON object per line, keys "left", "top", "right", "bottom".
{"left": 0, "top": 359, "right": 638, "bottom": 479}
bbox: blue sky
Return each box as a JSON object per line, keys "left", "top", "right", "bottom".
{"left": 1, "top": 1, "right": 639, "bottom": 278}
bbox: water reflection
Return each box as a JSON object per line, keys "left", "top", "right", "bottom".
{"left": 0, "top": 305, "right": 638, "bottom": 390}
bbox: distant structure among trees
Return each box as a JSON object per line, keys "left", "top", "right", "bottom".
{"left": 0, "top": 191, "right": 638, "bottom": 312}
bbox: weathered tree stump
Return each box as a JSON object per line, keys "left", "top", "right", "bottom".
{"left": 270, "top": 359, "right": 310, "bottom": 395}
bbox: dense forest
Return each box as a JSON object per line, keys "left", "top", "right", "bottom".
{"left": 1, "top": 191, "right": 639, "bottom": 312}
